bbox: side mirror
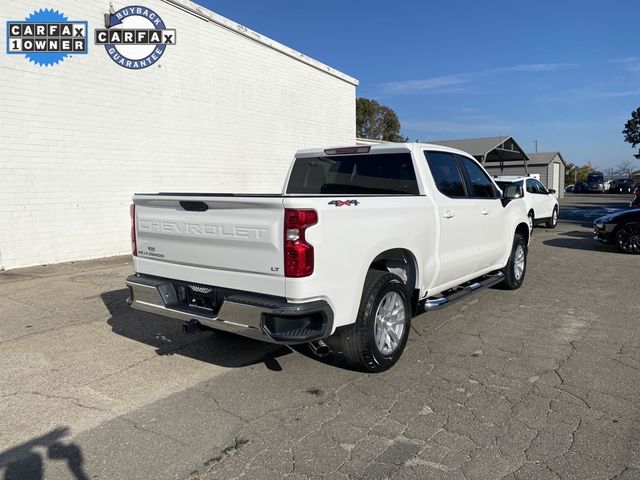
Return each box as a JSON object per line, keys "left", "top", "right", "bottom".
{"left": 548, "top": 189, "right": 556, "bottom": 194}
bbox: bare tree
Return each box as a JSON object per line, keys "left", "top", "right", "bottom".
{"left": 617, "top": 160, "right": 634, "bottom": 178}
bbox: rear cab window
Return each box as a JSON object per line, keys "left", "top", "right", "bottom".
{"left": 287, "top": 153, "right": 419, "bottom": 195}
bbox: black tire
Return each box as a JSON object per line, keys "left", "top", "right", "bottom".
{"left": 614, "top": 222, "right": 640, "bottom": 254}
{"left": 340, "top": 270, "right": 411, "bottom": 373}
{"left": 500, "top": 233, "right": 527, "bottom": 290}
{"left": 545, "top": 207, "right": 559, "bottom": 228}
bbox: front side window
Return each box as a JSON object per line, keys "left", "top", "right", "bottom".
{"left": 533, "top": 179, "right": 548, "bottom": 194}
{"left": 526, "top": 179, "right": 537, "bottom": 194}
{"left": 457, "top": 156, "right": 498, "bottom": 198}
{"left": 424, "top": 151, "right": 466, "bottom": 197}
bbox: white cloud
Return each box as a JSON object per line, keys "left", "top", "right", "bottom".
{"left": 497, "top": 63, "right": 579, "bottom": 72}
{"left": 376, "top": 63, "right": 579, "bottom": 95}
{"left": 609, "top": 57, "right": 640, "bottom": 75}
{"left": 377, "top": 73, "right": 472, "bottom": 95}
{"left": 402, "top": 117, "right": 515, "bottom": 137}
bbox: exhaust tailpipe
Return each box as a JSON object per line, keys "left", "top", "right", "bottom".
{"left": 308, "top": 340, "right": 331, "bottom": 357}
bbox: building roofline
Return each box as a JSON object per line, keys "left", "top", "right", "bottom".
{"left": 160, "top": 0, "right": 359, "bottom": 86}
{"left": 526, "top": 151, "right": 568, "bottom": 168}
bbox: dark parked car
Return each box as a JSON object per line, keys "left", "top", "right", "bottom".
{"left": 609, "top": 178, "right": 636, "bottom": 194}
{"left": 573, "top": 182, "right": 587, "bottom": 193}
{"left": 585, "top": 171, "right": 605, "bottom": 193}
{"left": 594, "top": 209, "right": 640, "bottom": 254}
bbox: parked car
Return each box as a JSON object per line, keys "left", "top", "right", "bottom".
{"left": 573, "top": 182, "right": 587, "bottom": 193}
{"left": 585, "top": 171, "right": 605, "bottom": 193}
{"left": 594, "top": 209, "right": 640, "bottom": 254}
{"left": 126, "top": 143, "right": 530, "bottom": 372}
{"left": 609, "top": 178, "right": 636, "bottom": 194}
{"left": 565, "top": 184, "right": 575, "bottom": 193}
{"left": 495, "top": 176, "right": 559, "bottom": 230}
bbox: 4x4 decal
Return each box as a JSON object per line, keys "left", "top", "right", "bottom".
{"left": 328, "top": 200, "right": 359, "bottom": 207}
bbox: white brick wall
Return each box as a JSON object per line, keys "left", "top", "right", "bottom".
{"left": 0, "top": 0, "right": 357, "bottom": 270}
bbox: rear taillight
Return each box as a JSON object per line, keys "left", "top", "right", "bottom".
{"left": 130, "top": 204, "right": 137, "bottom": 256}
{"left": 284, "top": 209, "right": 317, "bottom": 277}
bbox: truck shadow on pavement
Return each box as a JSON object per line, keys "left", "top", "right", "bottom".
{"left": 542, "top": 230, "right": 619, "bottom": 253}
{"left": 0, "top": 427, "right": 88, "bottom": 480}
{"left": 102, "top": 289, "right": 292, "bottom": 371}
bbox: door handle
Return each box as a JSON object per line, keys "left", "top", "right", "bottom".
{"left": 443, "top": 209, "right": 455, "bottom": 219}
{"left": 481, "top": 208, "right": 490, "bottom": 215}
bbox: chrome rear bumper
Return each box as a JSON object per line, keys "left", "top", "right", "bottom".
{"left": 126, "top": 274, "right": 333, "bottom": 344}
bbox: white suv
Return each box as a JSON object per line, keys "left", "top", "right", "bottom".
{"left": 494, "top": 176, "right": 559, "bottom": 230}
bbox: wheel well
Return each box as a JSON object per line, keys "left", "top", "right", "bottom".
{"left": 528, "top": 209, "right": 534, "bottom": 218}
{"left": 369, "top": 249, "right": 419, "bottom": 315}
{"left": 515, "top": 222, "right": 530, "bottom": 245}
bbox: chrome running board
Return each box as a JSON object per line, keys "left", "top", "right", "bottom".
{"left": 421, "top": 271, "right": 505, "bottom": 311}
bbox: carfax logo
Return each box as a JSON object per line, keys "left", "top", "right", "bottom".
{"left": 95, "top": 5, "right": 176, "bottom": 69}
{"left": 6, "top": 9, "right": 88, "bottom": 66}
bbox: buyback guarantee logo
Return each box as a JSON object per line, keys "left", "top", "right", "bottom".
{"left": 95, "top": 5, "right": 175, "bottom": 69}
{"left": 6, "top": 9, "right": 88, "bottom": 66}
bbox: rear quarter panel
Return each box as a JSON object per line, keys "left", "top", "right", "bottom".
{"left": 283, "top": 195, "right": 437, "bottom": 330}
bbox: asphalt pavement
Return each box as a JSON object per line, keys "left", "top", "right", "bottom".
{"left": 0, "top": 193, "right": 639, "bottom": 480}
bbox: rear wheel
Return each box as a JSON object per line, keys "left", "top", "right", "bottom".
{"left": 615, "top": 222, "right": 640, "bottom": 254}
{"left": 500, "top": 233, "right": 527, "bottom": 290}
{"left": 340, "top": 270, "right": 411, "bottom": 372}
{"left": 528, "top": 212, "right": 534, "bottom": 234}
{"left": 546, "top": 207, "right": 559, "bottom": 228}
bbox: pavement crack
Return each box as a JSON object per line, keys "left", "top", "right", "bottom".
{"left": 26, "top": 390, "right": 109, "bottom": 412}
{"left": 192, "top": 389, "right": 249, "bottom": 424}
{"left": 0, "top": 319, "right": 103, "bottom": 346}
{"left": 119, "top": 416, "right": 191, "bottom": 447}
{"left": 612, "top": 356, "right": 640, "bottom": 372}
{"left": 86, "top": 352, "right": 165, "bottom": 386}
{"left": 568, "top": 419, "right": 582, "bottom": 454}
{"left": 196, "top": 435, "right": 252, "bottom": 476}
{"left": 609, "top": 467, "right": 629, "bottom": 480}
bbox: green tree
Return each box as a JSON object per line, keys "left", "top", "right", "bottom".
{"left": 565, "top": 162, "right": 595, "bottom": 184}
{"left": 622, "top": 107, "right": 640, "bottom": 159}
{"left": 356, "top": 98, "right": 408, "bottom": 142}
{"left": 564, "top": 162, "right": 577, "bottom": 185}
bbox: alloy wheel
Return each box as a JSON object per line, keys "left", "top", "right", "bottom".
{"left": 514, "top": 244, "right": 526, "bottom": 280}
{"left": 373, "top": 292, "right": 406, "bottom": 355}
{"left": 616, "top": 223, "right": 640, "bottom": 254}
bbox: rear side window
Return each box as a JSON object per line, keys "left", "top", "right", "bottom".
{"left": 424, "top": 151, "right": 466, "bottom": 197}
{"left": 496, "top": 181, "right": 512, "bottom": 191}
{"left": 286, "top": 153, "right": 419, "bottom": 195}
{"left": 457, "top": 156, "right": 499, "bottom": 198}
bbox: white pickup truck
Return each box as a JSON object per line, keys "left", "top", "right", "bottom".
{"left": 127, "top": 143, "right": 530, "bottom": 372}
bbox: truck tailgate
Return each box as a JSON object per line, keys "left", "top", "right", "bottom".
{"left": 133, "top": 195, "right": 285, "bottom": 295}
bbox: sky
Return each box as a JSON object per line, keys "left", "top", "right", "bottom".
{"left": 196, "top": 0, "right": 640, "bottom": 171}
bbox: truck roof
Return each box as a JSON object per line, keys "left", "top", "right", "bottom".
{"left": 494, "top": 175, "right": 528, "bottom": 182}
{"left": 294, "top": 142, "right": 475, "bottom": 159}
